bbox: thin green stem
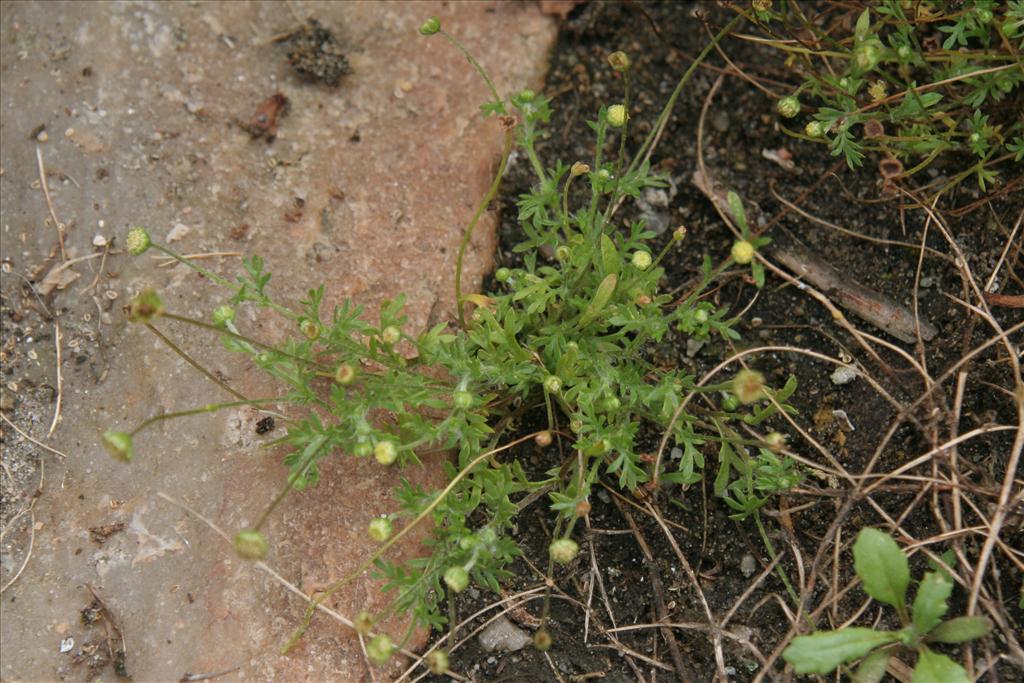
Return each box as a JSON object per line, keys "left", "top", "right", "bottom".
{"left": 130, "top": 398, "right": 281, "bottom": 437}
{"left": 253, "top": 434, "right": 327, "bottom": 531}
{"left": 439, "top": 30, "right": 502, "bottom": 107}
{"left": 456, "top": 127, "right": 514, "bottom": 328}
{"left": 626, "top": 14, "right": 742, "bottom": 180}
{"left": 281, "top": 431, "right": 544, "bottom": 654}
{"left": 145, "top": 323, "right": 248, "bottom": 401}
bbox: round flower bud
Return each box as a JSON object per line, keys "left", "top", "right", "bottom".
{"left": 419, "top": 17, "right": 441, "bottom": 35}
{"left": 731, "top": 240, "right": 755, "bottom": 264}
{"left": 570, "top": 161, "right": 590, "bottom": 177}
{"left": 977, "top": 8, "right": 992, "bottom": 23}
{"left": 607, "top": 51, "right": 630, "bottom": 71}
{"left": 300, "top": 319, "right": 320, "bottom": 340}
{"left": 694, "top": 308, "right": 709, "bottom": 324}
{"left": 673, "top": 225, "right": 687, "bottom": 242}
{"left": 722, "top": 394, "right": 741, "bottom": 412}
{"left": 126, "top": 227, "right": 152, "bottom": 256}
{"left": 335, "top": 363, "right": 356, "bottom": 385}
{"left": 426, "top": 649, "right": 449, "bottom": 675}
{"left": 555, "top": 245, "right": 571, "bottom": 262}
{"left": 733, "top": 368, "right": 766, "bottom": 404}
{"left": 368, "top": 517, "right": 393, "bottom": 543}
{"left": 444, "top": 566, "right": 469, "bottom": 593}
{"left": 212, "top": 305, "right": 235, "bottom": 326}
{"left": 897, "top": 44, "right": 912, "bottom": 61}
{"left": 233, "top": 530, "right": 269, "bottom": 561}
{"left": 549, "top": 538, "right": 580, "bottom": 564}
{"left": 765, "top": 432, "right": 787, "bottom": 451}
{"left": 366, "top": 633, "right": 394, "bottom": 665}
{"left": 543, "top": 375, "right": 562, "bottom": 394}
{"left": 495, "top": 267, "right": 511, "bottom": 283}
{"left": 102, "top": 430, "right": 134, "bottom": 462}
{"left": 354, "top": 610, "right": 374, "bottom": 635}
{"left": 518, "top": 89, "right": 535, "bottom": 102}
{"left": 533, "top": 628, "right": 552, "bottom": 651}
{"left": 381, "top": 326, "right": 401, "bottom": 345}
{"left": 805, "top": 120, "right": 824, "bottom": 138}
{"left": 453, "top": 390, "right": 473, "bottom": 409}
{"left": 596, "top": 168, "right": 611, "bottom": 181}
{"left": 776, "top": 96, "right": 801, "bottom": 119}
{"left": 478, "top": 527, "right": 498, "bottom": 547}
{"left": 126, "top": 289, "right": 164, "bottom": 324}
{"left": 353, "top": 441, "right": 373, "bottom": 458}
{"left": 753, "top": 0, "right": 772, "bottom": 11}
{"left": 631, "top": 250, "right": 653, "bottom": 270}
{"left": 569, "top": 418, "right": 583, "bottom": 433}
{"left": 458, "top": 535, "right": 478, "bottom": 551}
{"left": 607, "top": 104, "right": 628, "bottom": 128}
{"left": 854, "top": 40, "right": 882, "bottom": 72}
{"left": 598, "top": 396, "right": 621, "bottom": 413}
{"left": 374, "top": 440, "right": 398, "bottom": 465}
{"left": 535, "top": 430, "right": 553, "bottom": 447}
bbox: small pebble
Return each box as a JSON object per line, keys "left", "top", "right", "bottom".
{"left": 830, "top": 365, "right": 858, "bottom": 385}
{"left": 919, "top": 276, "right": 934, "bottom": 288}
{"left": 686, "top": 338, "right": 705, "bottom": 358}
{"left": 478, "top": 616, "right": 531, "bottom": 653}
{"left": 93, "top": 234, "right": 107, "bottom": 247}
{"left": 740, "top": 554, "right": 757, "bottom": 577}
{"left": 37, "top": 130, "right": 49, "bottom": 142}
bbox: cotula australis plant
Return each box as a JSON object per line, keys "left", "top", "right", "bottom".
{"left": 106, "top": 15, "right": 801, "bottom": 666}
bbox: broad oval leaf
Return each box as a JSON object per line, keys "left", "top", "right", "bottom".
{"left": 911, "top": 570, "right": 952, "bottom": 634}
{"left": 600, "top": 234, "right": 620, "bottom": 277}
{"left": 927, "top": 616, "right": 992, "bottom": 644}
{"left": 782, "top": 628, "right": 899, "bottom": 674}
{"left": 911, "top": 647, "right": 969, "bottom": 683}
{"left": 854, "top": 528, "right": 910, "bottom": 610}
{"left": 579, "top": 273, "right": 617, "bottom": 327}
{"left": 853, "top": 649, "right": 892, "bottom": 683}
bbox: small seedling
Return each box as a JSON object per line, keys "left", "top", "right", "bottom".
{"left": 783, "top": 528, "right": 991, "bottom": 681}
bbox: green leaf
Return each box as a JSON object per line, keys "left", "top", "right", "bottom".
{"left": 579, "top": 273, "right": 617, "bottom": 327}
{"left": 927, "top": 616, "right": 992, "bottom": 644}
{"left": 911, "top": 648, "right": 969, "bottom": 683}
{"left": 855, "top": 8, "right": 872, "bottom": 41}
{"left": 782, "top": 628, "right": 899, "bottom": 674}
{"left": 854, "top": 528, "right": 910, "bottom": 611}
{"left": 912, "top": 570, "right": 953, "bottom": 634}
{"left": 853, "top": 649, "right": 892, "bottom": 683}
{"left": 726, "top": 191, "right": 749, "bottom": 235}
{"left": 600, "top": 234, "right": 620, "bottom": 276}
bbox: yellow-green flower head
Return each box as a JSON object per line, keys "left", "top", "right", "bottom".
{"left": 776, "top": 96, "right": 801, "bottom": 119}
{"left": 102, "top": 430, "right": 134, "bottom": 462}
{"left": 732, "top": 368, "right": 766, "bottom": 404}
{"left": 731, "top": 240, "right": 755, "bottom": 264}
{"left": 805, "top": 120, "right": 824, "bottom": 138}
{"left": 426, "top": 650, "right": 450, "bottom": 675}
{"left": 631, "top": 250, "right": 653, "bottom": 270}
{"left": 126, "top": 289, "right": 165, "bottom": 324}
{"left": 549, "top": 538, "right": 579, "bottom": 564}
{"left": 126, "top": 227, "right": 151, "bottom": 255}
{"left": 366, "top": 634, "right": 394, "bottom": 665}
{"left": 443, "top": 565, "right": 469, "bottom": 592}
{"left": 212, "top": 305, "right": 235, "bottom": 326}
{"left": 368, "top": 517, "right": 393, "bottom": 542}
{"left": 233, "top": 530, "right": 269, "bottom": 560}
{"left": 607, "top": 51, "right": 630, "bottom": 72}
{"left": 607, "top": 104, "right": 628, "bottom": 128}
{"left": 419, "top": 17, "right": 440, "bottom": 35}
{"left": 374, "top": 440, "right": 398, "bottom": 465}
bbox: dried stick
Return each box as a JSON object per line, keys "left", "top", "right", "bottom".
{"left": 34, "top": 142, "right": 67, "bottom": 261}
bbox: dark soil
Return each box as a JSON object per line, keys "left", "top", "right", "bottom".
{"left": 431, "top": 3, "right": 1023, "bottom": 682}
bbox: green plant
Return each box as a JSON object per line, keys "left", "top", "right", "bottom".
{"left": 743, "top": 1, "right": 1024, "bottom": 196}
{"left": 110, "top": 16, "right": 801, "bottom": 663}
{"left": 783, "top": 528, "right": 992, "bottom": 681}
